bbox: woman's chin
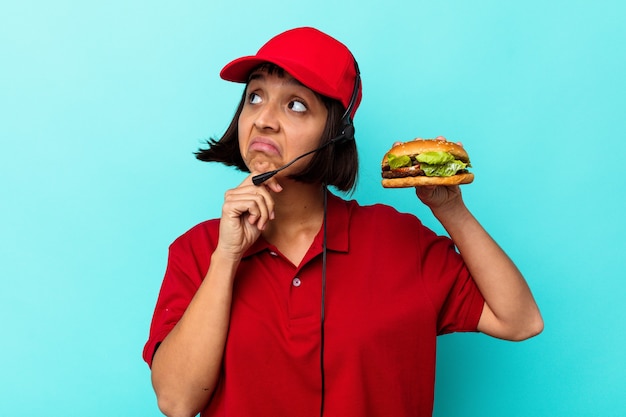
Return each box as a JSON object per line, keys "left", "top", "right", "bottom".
{"left": 249, "top": 159, "right": 274, "bottom": 174}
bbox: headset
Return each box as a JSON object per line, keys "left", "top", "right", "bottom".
{"left": 251, "top": 58, "right": 361, "bottom": 416}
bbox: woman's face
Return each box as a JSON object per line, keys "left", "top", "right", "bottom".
{"left": 238, "top": 68, "right": 328, "bottom": 177}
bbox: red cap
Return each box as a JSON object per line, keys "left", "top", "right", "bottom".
{"left": 220, "top": 27, "right": 361, "bottom": 117}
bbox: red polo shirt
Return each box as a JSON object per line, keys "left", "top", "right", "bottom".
{"left": 143, "top": 193, "right": 484, "bottom": 416}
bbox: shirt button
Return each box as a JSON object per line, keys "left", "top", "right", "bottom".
{"left": 292, "top": 277, "right": 302, "bottom": 287}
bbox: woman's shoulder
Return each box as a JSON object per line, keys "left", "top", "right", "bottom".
{"left": 170, "top": 218, "right": 221, "bottom": 251}
{"left": 344, "top": 198, "right": 421, "bottom": 227}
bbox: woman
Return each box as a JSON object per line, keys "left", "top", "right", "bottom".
{"left": 143, "top": 27, "right": 543, "bottom": 417}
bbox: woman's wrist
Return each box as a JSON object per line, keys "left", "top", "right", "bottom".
{"left": 431, "top": 198, "right": 470, "bottom": 225}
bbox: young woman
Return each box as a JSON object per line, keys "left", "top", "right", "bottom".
{"left": 143, "top": 27, "right": 543, "bottom": 417}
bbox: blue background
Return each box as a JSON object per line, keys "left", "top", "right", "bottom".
{"left": 1, "top": 0, "right": 624, "bottom": 416}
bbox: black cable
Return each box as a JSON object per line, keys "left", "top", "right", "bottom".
{"left": 252, "top": 145, "right": 327, "bottom": 185}
{"left": 252, "top": 136, "right": 345, "bottom": 186}
{"left": 320, "top": 184, "right": 328, "bottom": 417}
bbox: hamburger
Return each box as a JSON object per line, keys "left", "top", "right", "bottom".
{"left": 381, "top": 139, "right": 474, "bottom": 187}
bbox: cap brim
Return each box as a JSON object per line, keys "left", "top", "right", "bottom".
{"left": 220, "top": 56, "right": 268, "bottom": 83}
{"left": 220, "top": 55, "right": 338, "bottom": 103}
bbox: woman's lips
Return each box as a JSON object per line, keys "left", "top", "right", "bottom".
{"left": 248, "top": 137, "right": 280, "bottom": 155}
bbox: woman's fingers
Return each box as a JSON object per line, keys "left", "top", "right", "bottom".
{"left": 224, "top": 187, "right": 272, "bottom": 230}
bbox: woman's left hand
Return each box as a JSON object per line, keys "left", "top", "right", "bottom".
{"left": 415, "top": 184, "right": 463, "bottom": 213}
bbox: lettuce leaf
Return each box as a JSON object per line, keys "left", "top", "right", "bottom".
{"left": 415, "top": 151, "right": 455, "bottom": 165}
{"left": 387, "top": 153, "right": 411, "bottom": 169}
{"left": 421, "top": 160, "right": 468, "bottom": 177}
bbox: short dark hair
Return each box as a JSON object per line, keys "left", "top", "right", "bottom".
{"left": 195, "top": 65, "right": 359, "bottom": 193}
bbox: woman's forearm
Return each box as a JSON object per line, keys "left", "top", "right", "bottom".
{"left": 151, "top": 251, "right": 238, "bottom": 417}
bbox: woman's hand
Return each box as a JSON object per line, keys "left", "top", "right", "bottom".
{"left": 414, "top": 184, "right": 463, "bottom": 214}
{"left": 215, "top": 174, "right": 283, "bottom": 261}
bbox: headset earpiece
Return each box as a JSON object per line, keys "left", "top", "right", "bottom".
{"left": 331, "top": 118, "right": 354, "bottom": 145}
{"left": 334, "top": 59, "right": 360, "bottom": 144}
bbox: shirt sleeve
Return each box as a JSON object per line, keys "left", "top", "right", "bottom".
{"left": 417, "top": 224, "right": 485, "bottom": 335}
{"left": 142, "top": 221, "right": 217, "bottom": 367}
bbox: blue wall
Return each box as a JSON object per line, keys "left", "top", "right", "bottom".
{"left": 1, "top": 1, "right": 624, "bottom": 415}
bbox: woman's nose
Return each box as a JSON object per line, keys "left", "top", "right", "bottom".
{"left": 253, "top": 102, "right": 280, "bottom": 131}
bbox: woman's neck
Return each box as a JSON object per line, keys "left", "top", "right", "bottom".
{"left": 269, "top": 181, "right": 324, "bottom": 227}
{"left": 261, "top": 181, "right": 326, "bottom": 264}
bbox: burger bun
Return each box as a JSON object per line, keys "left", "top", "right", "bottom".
{"left": 381, "top": 172, "right": 474, "bottom": 188}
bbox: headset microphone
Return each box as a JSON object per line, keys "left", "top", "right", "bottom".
{"left": 252, "top": 142, "right": 328, "bottom": 186}
{"left": 252, "top": 60, "right": 361, "bottom": 187}
{"left": 251, "top": 139, "right": 334, "bottom": 186}
{"left": 251, "top": 128, "right": 353, "bottom": 186}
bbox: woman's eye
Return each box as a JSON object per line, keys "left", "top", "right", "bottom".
{"left": 288, "top": 100, "right": 307, "bottom": 113}
{"left": 248, "top": 92, "right": 262, "bottom": 104}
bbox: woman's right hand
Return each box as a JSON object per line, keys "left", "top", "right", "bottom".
{"left": 215, "top": 173, "right": 283, "bottom": 261}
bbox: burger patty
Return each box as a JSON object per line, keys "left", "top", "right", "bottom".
{"left": 381, "top": 165, "right": 425, "bottom": 178}
{"left": 382, "top": 165, "right": 469, "bottom": 179}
